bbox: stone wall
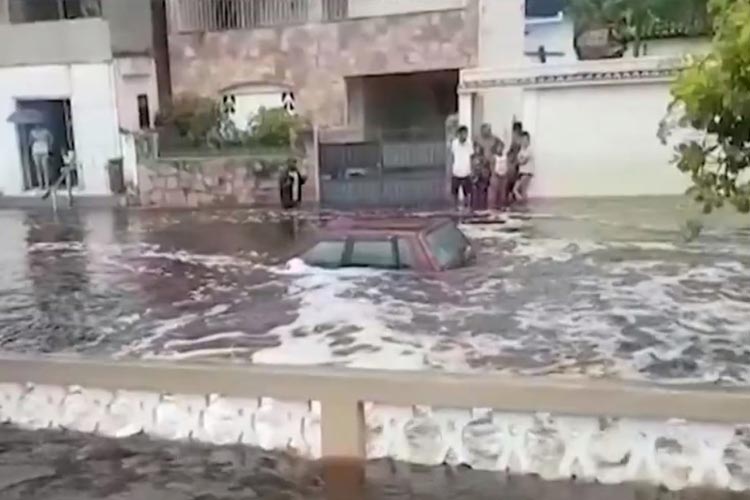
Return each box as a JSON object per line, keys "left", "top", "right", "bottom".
{"left": 2, "top": 381, "right": 750, "bottom": 491}
{"left": 137, "top": 156, "right": 302, "bottom": 208}
{"left": 168, "top": 2, "right": 478, "bottom": 128}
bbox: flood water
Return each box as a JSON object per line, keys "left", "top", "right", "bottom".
{"left": 1, "top": 197, "right": 749, "bottom": 386}
{"left": 1, "top": 424, "right": 746, "bottom": 500}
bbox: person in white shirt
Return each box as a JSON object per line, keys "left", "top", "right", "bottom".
{"left": 449, "top": 125, "right": 473, "bottom": 208}
{"left": 514, "top": 131, "right": 535, "bottom": 203}
{"left": 489, "top": 150, "right": 509, "bottom": 210}
{"left": 30, "top": 126, "right": 53, "bottom": 190}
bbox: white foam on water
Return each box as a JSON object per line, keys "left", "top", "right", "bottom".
{"left": 252, "top": 264, "right": 432, "bottom": 370}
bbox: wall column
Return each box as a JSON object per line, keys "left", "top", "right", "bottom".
{"left": 458, "top": 92, "right": 474, "bottom": 138}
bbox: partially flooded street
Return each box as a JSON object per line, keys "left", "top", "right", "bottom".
{"left": 1, "top": 197, "right": 750, "bottom": 386}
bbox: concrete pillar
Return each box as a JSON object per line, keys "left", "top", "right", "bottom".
{"left": 477, "top": 0, "right": 525, "bottom": 139}
{"left": 458, "top": 92, "right": 474, "bottom": 139}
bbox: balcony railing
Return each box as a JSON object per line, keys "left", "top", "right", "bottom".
{"left": 166, "top": 0, "right": 465, "bottom": 33}
{"left": 168, "top": 0, "right": 313, "bottom": 32}
{"left": 8, "top": 0, "right": 102, "bottom": 23}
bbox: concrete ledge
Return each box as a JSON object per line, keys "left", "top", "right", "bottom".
{"left": 0, "top": 354, "right": 748, "bottom": 424}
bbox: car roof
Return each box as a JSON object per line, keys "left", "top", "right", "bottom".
{"left": 321, "top": 216, "right": 451, "bottom": 235}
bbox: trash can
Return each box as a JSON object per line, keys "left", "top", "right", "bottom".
{"left": 107, "top": 158, "right": 125, "bottom": 194}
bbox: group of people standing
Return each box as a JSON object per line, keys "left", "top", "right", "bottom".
{"left": 449, "top": 121, "right": 534, "bottom": 211}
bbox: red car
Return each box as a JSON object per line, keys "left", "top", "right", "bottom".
{"left": 298, "top": 217, "right": 474, "bottom": 271}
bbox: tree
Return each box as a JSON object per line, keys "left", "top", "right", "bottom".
{"left": 660, "top": 0, "right": 750, "bottom": 213}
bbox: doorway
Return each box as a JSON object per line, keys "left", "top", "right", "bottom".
{"left": 15, "top": 99, "right": 77, "bottom": 191}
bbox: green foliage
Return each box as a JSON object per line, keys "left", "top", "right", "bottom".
{"left": 662, "top": 0, "right": 750, "bottom": 213}
{"left": 155, "top": 93, "right": 221, "bottom": 146}
{"left": 156, "top": 95, "right": 307, "bottom": 156}
{"left": 566, "top": 0, "right": 709, "bottom": 56}
{"left": 248, "top": 107, "right": 304, "bottom": 148}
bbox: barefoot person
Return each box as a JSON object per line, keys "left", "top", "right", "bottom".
{"left": 514, "top": 132, "right": 535, "bottom": 203}
{"left": 449, "top": 126, "right": 473, "bottom": 208}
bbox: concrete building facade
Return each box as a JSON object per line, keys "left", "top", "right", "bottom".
{"left": 0, "top": 0, "right": 160, "bottom": 198}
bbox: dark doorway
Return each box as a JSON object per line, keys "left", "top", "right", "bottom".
{"left": 15, "top": 99, "right": 77, "bottom": 191}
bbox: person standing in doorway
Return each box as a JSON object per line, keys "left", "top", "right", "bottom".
{"left": 449, "top": 125, "right": 473, "bottom": 209}
{"left": 30, "top": 125, "right": 53, "bottom": 190}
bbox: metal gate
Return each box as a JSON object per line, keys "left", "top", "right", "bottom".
{"left": 319, "top": 139, "right": 448, "bottom": 209}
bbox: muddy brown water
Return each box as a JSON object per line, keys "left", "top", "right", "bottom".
{"left": 1, "top": 198, "right": 750, "bottom": 386}
{"left": 0, "top": 425, "right": 746, "bottom": 500}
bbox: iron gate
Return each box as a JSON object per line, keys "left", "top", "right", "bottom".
{"left": 319, "top": 139, "right": 448, "bottom": 209}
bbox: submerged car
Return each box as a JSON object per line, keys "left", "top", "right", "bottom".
{"left": 297, "top": 217, "right": 474, "bottom": 271}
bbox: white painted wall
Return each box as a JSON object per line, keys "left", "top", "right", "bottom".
{"left": 476, "top": 0, "right": 525, "bottom": 138}
{"left": 113, "top": 57, "right": 159, "bottom": 132}
{"left": 347, "top": 0, "right": 466, "bottom": 18}
{"left": 635, "top": 37, "right": 711, "bottom": 58}
{"left": 0, "top": 63, "right": 120, "bottom": 196}
{"left": 525, "top": 17, "right": 576, "bottom": 64}
{"left": 223, "top": 86, "right": 288, "bottom": 131}
{"left": 523, "top": 82, "right": 690, "bottom": 198}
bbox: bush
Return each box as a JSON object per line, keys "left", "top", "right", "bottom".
{"left": 248, "top": 107, "right": 304, "bottom": 148}
{"left": 155, "top": 94, "right": 221, "bottom": 146}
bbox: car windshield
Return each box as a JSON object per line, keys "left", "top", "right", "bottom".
{"left": 425, "top": 224, "right": 468, "bottom": 269}
{"left": 348, "top": 240, "right": 397, "bottom": 269}
{"left": 301, "top": 241, "right": 345, "bottom": 268}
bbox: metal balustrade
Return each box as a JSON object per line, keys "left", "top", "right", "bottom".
{"left": 167, "top": 0, "right": 311, "bottom": 32}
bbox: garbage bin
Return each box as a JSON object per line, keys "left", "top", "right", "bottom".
{"left": 107, "top": 158, "right": 125, "bottom": 194}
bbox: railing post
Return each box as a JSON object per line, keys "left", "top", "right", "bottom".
{"left": 320, "top": 396, "right": 366, "bottom": 500}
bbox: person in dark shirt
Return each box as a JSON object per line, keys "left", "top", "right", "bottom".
{"left": 279, "top": 158, "right": 306, "bottom": 209}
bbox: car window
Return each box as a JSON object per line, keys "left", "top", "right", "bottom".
{"left": 397, "top": 238, "right": 415, "bottom": 269}
{"left": 425, "top": 224, "right": 468, "bottom": 269}
{"left": 301, "top": 241, "right": 345, "bottom": 268}
{"left": 349, "top": 240, "right": 396, "bottom": 269}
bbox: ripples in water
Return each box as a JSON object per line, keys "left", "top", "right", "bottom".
{"left": 0, "top": 198, "right": 749, "bottom": 386}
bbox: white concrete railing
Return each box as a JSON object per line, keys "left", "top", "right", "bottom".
{"left": 1, "top": 354, "right": 750, "bottom": 491}
{"left": 460, "top": 56, "right": 687, "bottom": 91}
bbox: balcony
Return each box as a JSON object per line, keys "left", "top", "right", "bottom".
{"left": 7, "top": 0, "right": 102, "bottom": 23}
{"left": 0, "top": 10, "right": 111, "bottom": 66}
{"left": 167, "top": 0, "right": 468, "bottom": 33}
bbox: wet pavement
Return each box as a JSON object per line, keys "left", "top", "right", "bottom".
{"left": 1, "top": 424, "right": 747, "bottom": 500}
{"left": 1, "top": 197, "right": 750, "bottom": 385}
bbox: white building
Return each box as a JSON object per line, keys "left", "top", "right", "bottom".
{"left": 0, "top": 0, "right": 160, "bottom": 199}
{"left": 460, "top": 0, "right": 712, "bottom": 198}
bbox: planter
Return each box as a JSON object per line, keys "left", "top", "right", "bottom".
{"left": 575, "top": 26, "right": 627, "bottom": 60}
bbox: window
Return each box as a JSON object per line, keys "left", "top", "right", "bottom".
{"left": 348, "top": 240, "right": 397, "bottom": 269}
{"left": 301, "top": 241, "right": 345, "bottom": 268}
{"left": 425, "top": 224, "right": 468, "bottom": 269}
{"left": 137, "top": 94, "right": 151, "bottom": 130}
{"left": 397, "top": 238, "right": 416, "bottom": 269}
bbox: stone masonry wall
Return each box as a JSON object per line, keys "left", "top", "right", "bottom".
{"left": 168, "top": 3, "right": 478, "bottom": 128}
{"left": 137, "top": 156, "right": 314, "bottom": 208}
